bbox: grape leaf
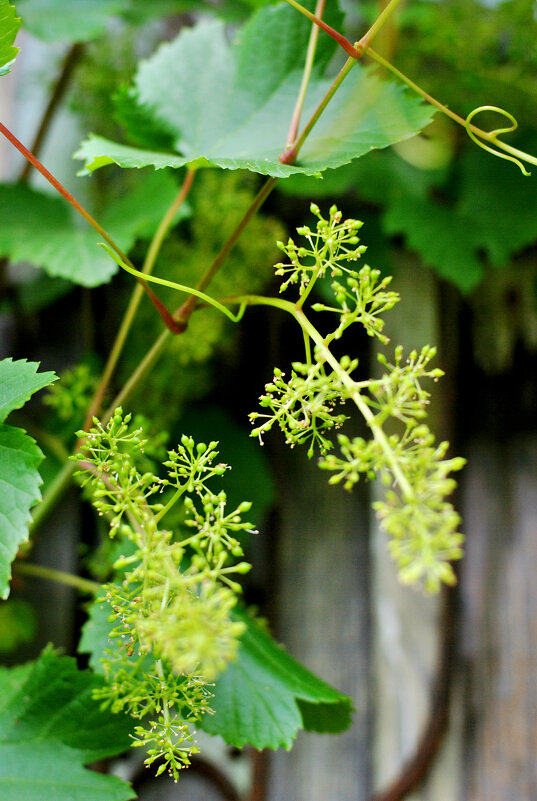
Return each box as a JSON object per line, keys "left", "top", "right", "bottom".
{"left": 383, "top": 195, "right": 485, "bottom": 291}
{"left": 0, "top": 359, "right": 56, "bottom": 599}
{"left": 0, "top": 0, "right": 20, "bottom": 75}
{"left": 0, "top": 648, "right": 134, "bottom": 801}
{"left": 75, "top": 3, "right": 433, "bottom": 179}
{"left": 0, "top": 171, "right": 190, "bottom": 286}
{"left": 0, "top": 357, "right": 56, "bottom": 422}
{"left": 381, "top": 146, "right": 537, "bottom": 292}
{"left": 458, "top": 145, "right": 537, "bottom": 268}
{"left": 200, "top": 610, "right": 353, "bottom": 749}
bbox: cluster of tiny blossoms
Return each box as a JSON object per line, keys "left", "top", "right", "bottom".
{"left": 275, "top": 203, "right": 367, "bottom": 293}
{"left": 251, "top": 205, "right": 465, "bottom": 592}
{"left": 75, "top": 410, "right": 254, "bottom": 778}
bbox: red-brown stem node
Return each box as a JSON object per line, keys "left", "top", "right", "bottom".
{"left": 279, "top": 144, "right": 298, "bottom": 165}
{"left": 306, "top": 13, "right": 359, "bottom": 58}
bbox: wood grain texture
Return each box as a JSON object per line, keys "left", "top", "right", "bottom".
{"left": 460, "top": 437, "right": 537, "bottom": 801}
{"left": 267, "top": 444, "right": 371, "bottom": 801}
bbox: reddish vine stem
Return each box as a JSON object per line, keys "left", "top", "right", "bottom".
{"left": 284, "top": 0, "right": 359, "bottom": 57}
{"left": 0, "top": 121, "right": 182, "bottom": 334}
{"left": 19, "top": 43, "right": 85, "bottom": 181}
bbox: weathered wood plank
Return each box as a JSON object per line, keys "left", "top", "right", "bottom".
{"left": 460, "top": 437, "right": 537, "bottom": 801}
{"left": 267, "top": 445, "right": 371, "bottom": 801}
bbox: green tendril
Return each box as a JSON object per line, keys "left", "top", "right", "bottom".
{"left": 465, "top": 106, "right": 531, "bottom": 176}
{"left": 98, "top": 243, "right": 248, "bottom": 323}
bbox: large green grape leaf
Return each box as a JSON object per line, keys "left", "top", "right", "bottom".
{"left": 0, "top": 359, "right": 56, "bottom": 599}
{"left": 75, "top": 3, "right": 433, "bottom": 179}
{"left": 200, "top": 610, "right": 353, "bottom": 749}
{"left": 0, "top": 171, "right": 189, "bottom": 286}
{"left": 0, "top": 648, "right": 134, "bottom": 801}
{"left": 0, "top": 0, "right": 20, "bottom": 75}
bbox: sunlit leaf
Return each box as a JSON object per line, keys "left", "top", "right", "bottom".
{"left": 76, "top": 3, "right": 432, "bottom": 178}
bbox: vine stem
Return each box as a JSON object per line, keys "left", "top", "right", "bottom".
{"left": 363, "top": 582, "right": 457, "bottom": 801}
{"left": 366, "top": 47, "right": 537, "bottom": 171}
{"left": 280, "top": 56, "right": 356, "bottom": 165}
{"left": 283, "top": 0, "right": 359, "bottom": 57}
{"left": 358, "top": 0, "right": 405, "bottom": 52}
{"left": 283, "top": 0, "right": 404, "bottom": 62}
{"left": 14, "top": 561, "right": 100, "bottom": 594}
{"left": 296, "top": 308, "right": 413, "bottom": 498}
{"left": 0, "top": 121, "right": 182, "bottom": 334}
{"left": 95, "top": 176, "right": 277, "bottom": 424}
{"left": 82, "top": 168, "right": 196, "bottom": 431}
{"left": 102, "top": 327, "right": 171, "bottom": 423}
{"left": 100, "top": 243, "right": 248, "bottom": 323}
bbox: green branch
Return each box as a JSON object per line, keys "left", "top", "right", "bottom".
{"left": 14, "top": 561, "right": 100, "bottom": 594}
